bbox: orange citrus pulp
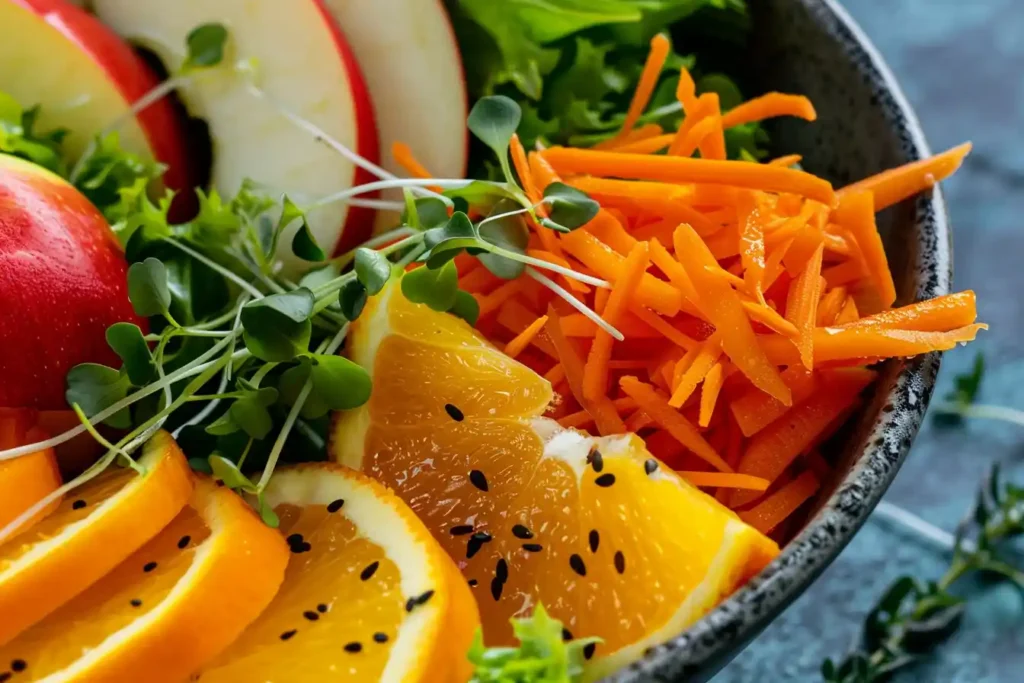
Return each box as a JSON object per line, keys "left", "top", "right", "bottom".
{"left": 0, "top": 408, "right": 61, "bottom": 537}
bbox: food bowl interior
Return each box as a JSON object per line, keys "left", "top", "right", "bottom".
{"left": 609, "top": 1, "right": 951, "bottom": 681}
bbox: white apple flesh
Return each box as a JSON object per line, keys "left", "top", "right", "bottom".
{"left": 318, "top": 0, "right": 468, "bottom": 233}
{"left": 0, "top": 0, "right": 190, "bottom": 190}
{"left": 91, "top": 0, "right": 380, "bottom": 270}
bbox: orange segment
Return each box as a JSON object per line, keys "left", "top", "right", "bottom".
{"left": 0, "top": 430, "right": 193, "bottom": 645}
{"left": 331, "top": 278, "right": 778, "bottom": 671}
{"left": 198, "top": 463, "right": 479, "bottom": 683}
{"left": 0, "top": 409, "right": 61, "bottom": 536}
{"left": 0, "top": 471, "right": 287, "bottom": 681}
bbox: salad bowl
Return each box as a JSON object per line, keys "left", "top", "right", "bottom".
{"left": 610, "top": 0, "right": 951, "bottom": 680}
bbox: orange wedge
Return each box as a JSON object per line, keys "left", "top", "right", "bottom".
{"left": 0, "top": 430, "right": 193, "bottom": 645}
{"left": 0, "top": 409, "right": 61, "bottom": 535}
{"left": 198, "top": 463, "right": 479, "bottom": 683}
{"left": 0, "top": 471, "right": 288, "bottom": 681}
{"left": 331, "top": 278, "right": 778, "bottom": 672}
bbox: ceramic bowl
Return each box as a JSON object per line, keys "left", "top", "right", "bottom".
{"left": 607, "top": 1, "right": 951, "bottom": 680}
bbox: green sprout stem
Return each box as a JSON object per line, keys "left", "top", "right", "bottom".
{"left": 164, "top": 237, "right": 265, "bottom": 299}
{"left": 526, "top": 267, "right": 623, "bottom": 341}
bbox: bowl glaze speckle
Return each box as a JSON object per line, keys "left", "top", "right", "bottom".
{"left": 606, "top": 1, "right": 952, "bottom": 680}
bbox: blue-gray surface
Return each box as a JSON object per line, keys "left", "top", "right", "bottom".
{"left": 715, "top": 1, "right": 1024, "bottom": 681}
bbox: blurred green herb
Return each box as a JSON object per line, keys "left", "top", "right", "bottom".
{"left": 933, "top": 353, "right": 985, "bottom": 426}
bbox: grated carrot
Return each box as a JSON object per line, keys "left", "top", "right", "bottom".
{"left": 681, "top": 471, "right": 770, "bottom": 491}
{"left": 676, "top": 66, "right": 699, "bottom": 111}
{"left": 832, "top": 191, "right": 896, "bottom": 308}
{"left": 822, "top": 259, "right": 866, "bottom": 289}
{"left": 697, "top": 95, "right": 727, "bottom": 161}
{"left": 459, "top": 266, "right": 504, "bottom": 295}
{"left": 497, "top": 300, "right": 557, "bottom": 358}
{"left": 837, "top": 143, "right": 972, "bottom": 212}
{"left": 743, "top": 300, "right": 799, "bottom": 338}
{"left": 835, "top": 295, "right": 860, "bottom": 324}
{"left": 589, "top": 395, "right": 628, "bottom": 436}
{"left": 558, "top": 397, "right": 637, "bottom": 429}
{"left": 699, "top": 361, "right": 725, "bottom": 428}
{"left": 730, "top": 366, "right": 817, "bottom": 438}
{"left": 511, "top": 134, "right": 543, "bottom": 216}
{"left": 837, "top": 291, "right": 976, "bottom": 331}
{"left": 648, "top": 238, "right": 704, "bottom": 316}
{"left": 478, "top": 280, "right": 525, "bottom": 317}
{"left": 544, "top": 363, "right": 565, "bottom": 385}
{"left": 586, "top": 210, "right": 637, "bottom": 255}
{"left": 674, "top": 224, "right": 792, "bottom": 404}
{"left": 541, "top": 147, "right": 836, "bottom": 205}
{"left": 786, "top": 242, "right": 825, "bottom": 369}
{"left": 721, "top": 93, "right": 817, "bottom": 129}
{"left": 822, "top": 230, "right": 853, "bottom": 257}
{"left": 609, "top": 133, "right": 675, "bottom": 155}
{"left": 769, "top": 154, "right": 803, "bottom": 167}
{"left": 615, "top": 33, "right": 672, "bottom": 140}
{"left": 619, "top": 376, "right": 732, "bottom": 472}
{"left": 669, "top": 115, "right": 722, "bottom": 158}
{"left": 595, "top": 124, "right": 665, "bottom": 151}
{"left": 391, "top": 141, "right": 436, "bottom": 185}
{"left": 528, "top": 150, "right": 561, "bottom": 191}
{"left": 504, "top": 315, "right": 550, "bottom": 359}
{"left": 630, "top": 306, "right": 700, "bottom": 350}
{"left": 583, "top": 242, "right": 650, "bottom": 401}
{"left": 739, "top": 470, "right": 821, "bottom": 533}
{"left": 816, "top": 286, "right": 849, "bottom": 326}
{"left": 670, "top": 334, "right": 722, "bottom": 407}
{"left": 738, "top": 191, "right": 767, "bottom": 301}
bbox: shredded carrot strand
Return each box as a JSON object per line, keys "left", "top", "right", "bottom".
{"left": 738, "top": 191, "right": 767, "bottom": 301}
{"left": 721, "top": 93, "right": 817, "bottom": 129}
{"left": 526, "top": 249, "right": 589, "bottom": 293}
{"left": 558, "top": 397, "right": 637, "bottom": 429}
{"left": 544, "top": 363, "right": 565, "bottom": 385}
{"left": 615, "top": 33, "right": 672, "bottom": 140}
{"left": 785, "top": 242, "right": 825, "bottom": 369}
{"left": 497, "top": 300, "right": 557, "bottom": 358}
{"left": 730, "top": 366, "right": 817, "bottom": 438}
{"left": 835, "top": 295, "right": 860, "bottom": 324}
{"left": 630, "top": 306, "right": 700, "bottom": 350}
{"left": 676, "top": 66, "right": 698, "bottom": 110}
{"left": 670, "top": 334, "right": 722, "bottom": 407}
{"left": 816, "top": 286, "right": 849, "bottom": 326}
{"left": 739, "top": 470, "right": 821, "bottom": 533}
{"left": 832, "top": 191, "right": 896, "bottom": 308}
{"left": 511, "top": 134, "right": 544, "bottom": 216}
{"left": 583, "top": 243, "right": 650, "bottom": 401}
{"left": 769, "top": 154, "right": 803, "bottom": 167}
{"left": 619, "top": 376, "right": 732, "bottom": 472}
{"left": 837, "top": 291, "right": 976, "bottom": 331}
{"left": 608, "top": 133, "right": 675, "bottom": 155}
{"left": 391, "top": 141, "right": 433, "bottom": 180}
{"left": 836, "top": 143, "right": 972, "bottom": 212}
{"left": 478, "top": 280, "right": 525, "bottom": 317}
{"left": 671, "top": 115, "right": 722, "bottom": 159}
{"left": 681, "top": 471, "right": 770, "bottom": 491}
{"left": 699, "top": 361, "right": 725, "bottom": 428}
{"left": 504, "top": 315, "right": 550, "bottom": 359}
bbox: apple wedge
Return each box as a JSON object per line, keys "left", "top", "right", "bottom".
{"left": 0, "top": 0, "right": 190, "bottom": 190}
{"left": 318, "top": 0, "right": 468, "bottom": 233}
{"left": 91, "top": 0, "right": 380, "bottom": 270}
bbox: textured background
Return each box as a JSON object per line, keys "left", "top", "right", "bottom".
{"left": 714, "top": 0, "right": 1024, "bottom": 680}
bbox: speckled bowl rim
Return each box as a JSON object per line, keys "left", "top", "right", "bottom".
{"left": 607, "top": 1, "right": 953, "bottom": 681}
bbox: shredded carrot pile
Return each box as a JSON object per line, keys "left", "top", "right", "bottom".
{"left": 430, "top": 41, "right": 981, "bottom": 530}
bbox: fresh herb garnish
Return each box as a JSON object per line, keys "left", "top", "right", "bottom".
{"left": 468, "top": 604, "right": 598, "bottom": 683}
{"left": 0, "top": 91, "right": 66, "bottom": 175}
{"left": 933, "top": 352, "right": 985, "bottom": 426}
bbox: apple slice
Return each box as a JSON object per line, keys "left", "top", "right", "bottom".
{"left": 91, "top": 0, "right": 380, "bottom": 270}
{"left": 0, "top": 0, "right": 190, "bottom": 191}
{"left": 318, "top": 0, "right": 468, "bottom": 233}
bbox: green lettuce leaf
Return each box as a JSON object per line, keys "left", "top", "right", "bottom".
{"left": 0, "top": 91, "right": 67, "bottom": 175}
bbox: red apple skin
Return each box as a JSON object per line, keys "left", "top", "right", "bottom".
{"left": 312, "top": 0, "right": 380, "bottom": 255}
{"left": 0, "top": 154, "right": 146, "bottom": 410}
{"left": 13, "top": 0, "right": 192, "bottom": 194}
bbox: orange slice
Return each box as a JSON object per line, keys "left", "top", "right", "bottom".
{"left": 0, "top": 472, "right": 288, "bottom": 681}
{"left": 198, "top": 463, "right": 479, "bottom": 682}
{"left": 331, "top": 278, "right": 779, "bottom": 672}
{"left": 0, "top": 409, "right": 62, "bottom": 535}
{"left": 0, "top": 429, "right": 193, "bottom": 645}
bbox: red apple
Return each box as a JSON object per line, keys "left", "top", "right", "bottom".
{"left": 91, "top": 0, "right": 380, "bottom": 270}
{"left": 318, "top": 0, "right": 469, "bottom": 233}
{"left": 0, "top": 154, "right": 145, "bottom": 410}
{"left": 0, "top": 0, "right": 191, "bottom": 192}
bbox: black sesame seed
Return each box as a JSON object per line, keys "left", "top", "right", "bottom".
{"left": 130, "top": 599, "right": 142, "bottom": 608}
{"left": 286, "top": 533, "right": 304, "bottom": 545}
{"left": 415, "top": 590, "right": 435, "bottom": 606}
{"left": 327, "top": 499, "right": 345, "bottom": 513}
{"left": 594, "top": 473, "right": 616, "bottom": 487}
{"left": 614, "top": 551, "right": 626, "bottom": 574}
{"left": 317, "top": 603, "right": 328, "bottom": 614}
{"left": 522, "top": 543, "right": 543, "bottom": 552}
{"left": 466, "top": 531, "right": 492, "bottom": 559}
{"left": 469, "top": 469, "right": 489, "bottom": 492}
{"left": 0, "top": 673, "right": 10, "bottom": 683}
{"left": 10, "top": 661, "right": 24, "bottom": 673}
{"left": 490, "top": 577, "right": 504, "bottom": 601}
{"left": 588, "top": 529, "right": 600, "bottom": 553}
{"left": 298, "top": 542, "right": 312, "bottom": 553}
{"left": 303, "top": 610, "right": 319, "bottom": 622}
{"left": 584, "top": 643, "right": 596, "bottom": 660}
{"left": 360, "top": 561, "right": 380, "bottom": 581}
{"left": 177, "top": 535, "right": 191, "bottom": 549}
{"left": 569, "top": 553, "right": 587, "bottom": 577}
{"left": 72, "top": 499, "right": 86, "bottom": 510}
{"left": 511, "top": 524, "right": 533, "bottom": 539}
{"left": 444, "top": 403, "right": 465, "bottom": 421}
{"left": 405, "top": 597, "right": 416, "bottom": 612}
{"left": 468, "top": 579, "right": 479, "bottom": 587}
{"left": 143, "top": 561, "right": 157, "bottom": 573}
{"left": 373, "top": 632, "right": 389, "bottom": 644}
{"left": 280, "top": 630, "right": 297, "bottom": 641}
{"left": 644, "top": 459, "right": 658, "bottom": 475}
{"left": 495, "top": 558, "right": 508, "bottom": 583}
{"left": 589, "top": 450, "right": 604, "bottom": 473}
{"left": 562, "top": 627, "right": 573, "bottom": 641}
{"left": 344, "top": 641, "right": 363, "bottom": 653}
{"left": 449, "top": 524, "right": 474, "bottom": 536}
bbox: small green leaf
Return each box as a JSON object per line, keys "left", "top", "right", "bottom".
{"left": 402, "top": 188, "right": 419, "bottom": 229}
{"left": 299, "top": 263, "right": 340, "bottom": 291}
{"left": 426, "top": 212, "right": 480, "bottom": 261}
{"left": 65, "top": 363, "right": 131, "bottom": 429}
{"left": 449, "top": 290, "right": 480, "bottom": 326}
{"left": 291, "top": 223, "right": 326, "bottom": 262}
{"left": 208, "top": 454, "right": 256, "bottom": 492}
{"left": 401, "top": 261, "right": 459, "bottom": 312}
{"left": 188, "top": 457, "right": 213, "bottom": 474}
{"left": 205, "top": 409, "right": 240, "bottom": 436}
{"left": 308, "top": 354, "right": 372, "bottom": 411}
{"left": 543, "top": 182, "right": 599, "bottom": 231}
{"left": 229, "top": 396, "right": 273, "bottom": 440}
{"left": 240, "top": 289, "right": 315, "bottom": 362}
{"left": 105, "top": 322, "right": 156, "bottom": 385}
{"left": 467, "top": 95, "right": 522, "bottom": 161}
{"left": 278, "top": 361, "right": 329, "bottom": 420}
{"left": 354, "top": 248, "right": 392, "bottom": 295}
{"left": 478, "top": 204, "right": 529, "bottom": 280}
{"left": 258, "top": 492, "right": 280, "bottom": 528}
{"left": 127, "top": 257, "right": 172, "bottom": 317}
{"left": 339, "top": 280, "right": 368, "bottom": 321}
{"left": 414, "top": 197, "right": 450, "bottom": 230}
{"left": 183, "top": 23, "right": 229, "bottom": 71}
